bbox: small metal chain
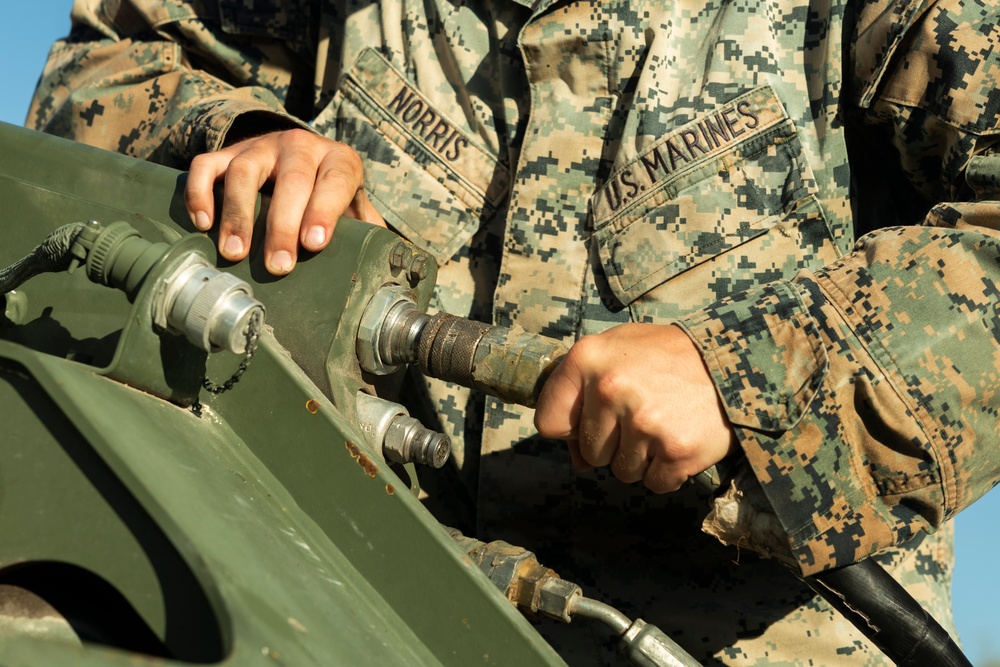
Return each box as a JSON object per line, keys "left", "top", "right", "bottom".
{"left": 190, "top": 310, "right": 263, "bottom": 414}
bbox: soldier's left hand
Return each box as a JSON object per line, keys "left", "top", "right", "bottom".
{"left": 534, "top": 323, "right": 737, "bottom": 493}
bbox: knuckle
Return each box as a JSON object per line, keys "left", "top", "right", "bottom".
{"left": 667, "top": 431, "right": 697, "bottom": 459}
{"left": 644, "top": 464, "right": 679, "bottom": 494}
{"left": 280, "top": 165, "right": 318, "bottom": 188}
{"left": 226, "top": 154, "right": 258, "bottom": 182}
{"left": 282, "top": 128, "right": 319, "bottom": 147}
{"left": 330, "top": 141, "right": 363, "bottom": 169}
{"left": 183, "top": 186, "right": 201, "bottom": 207}
{"left": 610, "top": 451, "right": 639, "bottom": 483}
{"left": 533, "top": 404, "right": 558, "bottom": 437}
{"left": 188, "top": 152, "right": 212, "bottom": 171}
{"left": 219, "top": 208, "right": 248, "bottom": 232}
{"left": 629, "top": 405, "right": 662, "bottom": 438}
{"left": 570, "top": 334, "right": 600, "bottom": 362}
{"left": 594, "top": 371, "right": 624, "bottom": 401}
{"left": 316, "top": 167, "right": 360, "bottom": 195}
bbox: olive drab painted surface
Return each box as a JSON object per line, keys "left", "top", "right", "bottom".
{"left": 28, "top": 0, "right": 1000, "bottom": 664}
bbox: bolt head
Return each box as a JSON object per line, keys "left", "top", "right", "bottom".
{"left": 408, "top": 254, "right": 429, "bottom": 282}
{"left": 388, "top": 242, "right": 408, "bottom": 271}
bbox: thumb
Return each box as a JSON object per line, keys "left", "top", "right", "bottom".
{"left": 534, "top": 359, "right": 584, "bottom": 440}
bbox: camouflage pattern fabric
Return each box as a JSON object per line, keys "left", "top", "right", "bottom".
{"left": 28, "top": 0, "right": 1000, "bottom": 664}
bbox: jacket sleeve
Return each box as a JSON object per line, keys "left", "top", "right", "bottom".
{"left": 680, "top": 0, "right": 1000, "bottom": 577}
{"left": 26, "top": 0, "right": 313, "bottom": 169}
{"left": 681, "top": 193, "right": 1000, "bottom": 576}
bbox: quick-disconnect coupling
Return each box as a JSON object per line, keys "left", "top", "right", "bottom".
{"left": 156, "top": 257, "right": 264, "bottom": 354}
{"left": 355, "top": 392, "right": 450, "bottom": 468}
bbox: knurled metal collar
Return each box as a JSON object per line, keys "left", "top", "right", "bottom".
{"left": 86, "top": 221, "right": 140, "bottom": 286}
{"left": 183, "top": 271, "right": 253, "bottom": 352}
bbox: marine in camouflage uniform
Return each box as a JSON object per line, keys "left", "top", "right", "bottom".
{"left": 27, "top": 0, "right": 1000, "bottom": 664}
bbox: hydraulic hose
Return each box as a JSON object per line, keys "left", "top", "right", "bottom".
{"left": 447, "top": 528, "right": 704, "bottom": 667}
{"left": 369, "top": 291, "right": 973, "bottom": 667}
{"left": 806, "top": 558, "right": 972, "bottom": 667}
{"left": 0, "top": 223, "right": 85, "bottom": 294}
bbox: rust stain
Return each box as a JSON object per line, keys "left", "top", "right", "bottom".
{"left": 305, "top": 399, "right": 320, "bottom": 414}
{"left": 358, "top": 453, "right": 378, "bottom": 478}
{"left": 385, "top": 484, "right": 395, "bottom": 496}
{"left": 345, "top": 440, "right": 378, "bottom": 478}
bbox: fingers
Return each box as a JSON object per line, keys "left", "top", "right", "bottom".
{"left": 644, "top": 459, "right": 685, "bottom": 494}
{"left": 185, "top": 152, "right": 226, "bottom": 233}
{"left": 264, "top": 135, "right": 325, "bottom": 273}
{"left": 610, "top": 436, "right": 651, "bottom": 484}
{"left": 577, "top": 392, "right": 622, "bottom": 469}
{"left": 534, "top": 353, "right": 585, "bottom": 440}
{"left": 184, "top": 129, "right": 384, "bottom": 275}
{"left": 297, "top": 147, "right": 385, "bottom": 254}
{"left": 573, "top": 350, "right": 633, "bottom": 470}
{"left": 535, "top": 324, "right": 737, "bottom": 493}
{"left": 219, "top": 147, "right": 272, "bottom": 262}
{"left": 566, "top": 439, "right": 593, "bottom": 473}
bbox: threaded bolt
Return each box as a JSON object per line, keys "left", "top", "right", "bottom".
{"left": 407, "top": 254, "right": 429, "bottom": 282}
{"left": 388, "top": 242, "right": 408, "bottom": 272}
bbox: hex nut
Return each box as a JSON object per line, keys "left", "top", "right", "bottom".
{"left": 388, "top": 241, "right": 407, "bottom": 271}
{"left": 356, "top": 285, "right": 415, "bottom": 375}
{"left": 408, "top": 254, "right": 429, "bottom": 282}
{"left": 537, "top": 578, "right": 582, "bottom": 623}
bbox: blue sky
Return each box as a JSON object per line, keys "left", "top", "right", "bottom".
{"left": 2, "top": 2, "right": 999, "bottom": 664}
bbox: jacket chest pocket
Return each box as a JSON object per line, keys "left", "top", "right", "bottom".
{"left": 592, "top": 86, "right": 841, "bottom": 322}
{"left": 314, "top": 48, "right": 508, "bottom": 266}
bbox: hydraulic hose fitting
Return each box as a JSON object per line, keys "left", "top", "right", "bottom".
{"left": 357, "top": 285, "right": 424, "bottom": 375}
{"left": 383, "top": 414, "right": 450, "bottom": 468}
{"left": 615, "top": 618, "right": 702, "bottom": 667}
{"left": 357, "top": 285, "right": 568, "bottom": 407}
{"left": 446, "top": 529, "right": 580, "bottom": 621}
{"left": 415, "top": 313, "right": 568, "bottom": 407}
{"left": 355, "top": 392, "right": 450, "bottom": 468}
{"left": 447, "top": 529, "right": 704, "bottom": 667}
{"left": 378, "top": 299, "right": 430, "bottom": 367}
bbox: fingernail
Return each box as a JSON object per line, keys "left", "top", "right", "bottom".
{"left": 224, "top": 235, "right": 244, "bottom": 258}
{"left": 305, "top": 226, "right": 326, "bottom": 249}
{"left": 194, "top": 211, "right": 212, "bottom": 230}
{"left": 270, "top": 250, "right": 294, "bottom": 274}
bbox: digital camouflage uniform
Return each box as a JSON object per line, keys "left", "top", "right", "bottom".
{"left": 28, "top": 0, "right": 1000, "bottom": 664}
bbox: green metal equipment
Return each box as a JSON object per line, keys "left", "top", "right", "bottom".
{"left": 0, "top": 122, "right": 701, "bottom": 667}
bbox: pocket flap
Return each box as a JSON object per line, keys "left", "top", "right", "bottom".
{"left": 593, "top": 94, "right": 812, "bottom": 307}
{"left": 331, "top": 48, "right": 508, "bottom": 263}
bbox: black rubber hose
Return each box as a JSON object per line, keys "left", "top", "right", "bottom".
{"left": 0, "top": 222, "right": 85, "bottom": 294}
{"left": 806, "top": 558, "right": 972, "bottom": 666}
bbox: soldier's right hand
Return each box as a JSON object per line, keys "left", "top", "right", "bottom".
{"left": 184, "top": 129, "right": 386, "bottom": 276}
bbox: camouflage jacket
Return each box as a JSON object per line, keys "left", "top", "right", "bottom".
{"left": 29, "top": 0, "right": 1000, "bottom": 664}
